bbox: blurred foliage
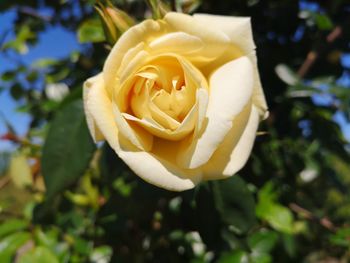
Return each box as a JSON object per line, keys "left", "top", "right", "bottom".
{"left": 1, "top": 0, "right": 350, "bottom": 262}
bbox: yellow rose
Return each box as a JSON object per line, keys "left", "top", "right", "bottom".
{"left": 83, "top": 12, "right": 268, "bottom": 191}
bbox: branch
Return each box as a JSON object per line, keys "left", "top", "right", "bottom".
{"left": 289, "top": 202, "right": 336, "bottom": 231}
{"left": 297, "top": 26, "right": 343, "bottom": 78}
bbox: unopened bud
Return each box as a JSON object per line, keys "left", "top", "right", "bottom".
{"left": 146, "top": 0, "right": 171, "bottom": 19}
{"left": 95, "top": 0, "right": 135, "bottom": 45}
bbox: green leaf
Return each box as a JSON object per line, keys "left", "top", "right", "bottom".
{"left": 77, "top": 18, "right": 105, "bottom": 43}
{"left": 3, "top": 25, "right": 35, "bottom": 54}
{"left": 218, "top": 250, "right": 247, "bottom": 263}
{"left": 34, "top": 228, "right": 59, "bottom": 250}
{"left": 9, "top": 152, "right": 33, "bottom": 189}
{"left": 282, "top": 234, "right": 297, "bottom": 257}
{"left": 314, "top": 14, "right": 333, "bottom": 30}
{"left": 212, "top": 176, "right": 256, "bottom": 234}
{"left": 32, "top": 58, "right": 58, "bottom": 69}
{"left": 17, "top": 246, "right": 59, "bottom": 263}
{"left": 248, "top": 230, "right": 278, "bottom": 254}
{"left": 0, "top": 232, "right": 31, "bottom": 262}
{"left": 330, "top": 227, "right": 350, "bottom": 247}
{"left": 0, "top": 219, "right": 28, "bottom": 238}
{"left": 90, "top": 246, "right": 113, "bottom": 263}
{"left": 10, "top": 83, "right": 24, "bottom": 100}
{"left": 41, "top": 100, "right": 96, "bottom": 200}
{"left": 256, "top": 183, "right": 294, "bottom": 234}
{"left": 195, "top": 183, "right": 222, "bottom": 250}
{"left": 1, "top": 71, "right": 16, "bottom": 82}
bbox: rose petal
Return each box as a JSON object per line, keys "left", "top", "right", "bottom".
{"left": 83, "top": 74, "right": 105, "bottom": 142}
{"left": 202, "top": 103, "right": 260, "bottom": 179}
{"left": 84, "top": 74, "right": 121, "bottom": 152}
{"left": 103, "top": 19, "right": 163, "bottom": 96}
{"left": 118, "top": 141, "right": 202, "bottom": 191}
{"left": 149, "top": 32, "right": 204, "bottom": 55}
{"left": 193, "top": 14, "right": 268, "bottom": 117}
{"left": 163, "top": 12, "right": 230, "bottom": 60}
{"left": 193, "top": 14, "right": 255, "bottom": 53}
{"left": 248, "top": 51, "right": 269, "bottom": 119}
{"left": 177, "top": 56, "right": 254, "bottom": 169}
{"left": 112, "top": 102, "right": 153, "bottom": 151}
{"left": 123, "top": 88, "right": 208, "bottom": 141}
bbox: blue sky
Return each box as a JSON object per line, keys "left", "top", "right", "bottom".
{"left": 0, "top": 9, "right": 81, "bottom": 150}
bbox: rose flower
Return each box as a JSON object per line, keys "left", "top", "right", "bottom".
{"left": 83, "top": 12, "right": 268, "bottom": 191}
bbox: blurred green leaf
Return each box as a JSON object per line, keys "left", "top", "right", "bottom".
{"left": 9, "top": 152, "right": 32, "bottom": 189}
{"left": 330, "top": 227, "right": 350, "bottom": 247}
{"left": 0, "top": 232, "right": 31, "bottom": 262}
{"left": 2, "top": 25, "right": 35, "bottom": 54}
{"left": 77, "top": 18, "right": 105, "bottom": 43}
{"left": 0, "top": 219, "right": 28, "bottom": 238}
{"left": 248, "top": 230, "right": 278, "bottom": 254}
{"left": 33, "top": 228, "right": 59, "bottom": 251}
{"left": 41, "top": 100, "right": 96, "bottom": 200}
{"left": 256, "top": 183, "right": 294, "bottom": 234}
{"left": 212, "top": 176, "right": 256, "bottom": 234}
{"left": 10, "top": 83, "right": 24, "bottom": 100}
{"left": 218, "top": 250, "right": 247, "bottom": 263}
{"left": 314, "top": 14, "right": 333, "bottom": 30}
{"left": 90, "top": 246, "right": 113, "bottom": 263}
{"left": 195, "top": 183, "right": 222, "bottom": 250}
{"left": 32, "top": 58, "right": 58, "bottom": 69}
{"left": 17, "top": 246, "right": 59, "bottom": 263}
{"left": 1, "top": 71, "right": 16, "bottom": 82}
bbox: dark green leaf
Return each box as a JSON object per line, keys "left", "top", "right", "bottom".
{"left": 248, "top": 230, "right": 278, "bottom": 254}
{"left": 1, "top": 71, "right": 16, "bottom": 82}
{"left": 195, "top": 183, "right": 222, "bottom": 250}
{"left": 10, "top": 83, "right": 24, "bottom": 100}
{"left": 41, "top": 100, "right": 96, "bottom": 200}
{"left": 212, "top": 176, "right": 256, "bottom": 234}
{"left": 218, "top": 250, "right": 247, "bottom": 263}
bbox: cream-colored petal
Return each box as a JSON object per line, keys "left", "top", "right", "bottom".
{"left": 193, "top": 14, "right": 255, "bottom": 53}
{"left": 123, "top": 88, "right": 208, "bottom": 141}
{"left": 163, "top": 12, "right": 230, "bottom": 59}
{"left": 202, "top": 104, "right": 260, "bottom": 179}
{"left": 112, "top": 102, "right": 153, "bottom": 151}
{"left": 177, "top": 56, "right": 254, "bottom": 169}
{"left": 118, "top": 143, "right": 202, "bottom": 192}
{"left": 149, "top": 32, "right": 204, "bottom": 55}
{"left": 103, "top": 19, "right": 164, "bottom": 95}
{"left": 83, "top": 74, "right": 105, "bottom": 142}
{"left": 248, "top": 51, "right": 269, "bottom": 119}
{"left": 84, "top": 73, "right": 121, "bottom": 152}
{"left": 193, "top": 14, "right": 268, "bottom": 118}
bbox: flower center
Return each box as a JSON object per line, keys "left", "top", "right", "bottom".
{"left": 127, "top": 56, "right": 196, "bottom": 130}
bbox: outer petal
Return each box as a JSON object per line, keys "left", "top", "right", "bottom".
{"left": 84, "top": 73, "right": 121, "bottom": 152}
{"left": 177, "top": 56, "right": 254, "bottom": 169}
{"left": 193, "top": 14, "right": 268, "bottom": 118}
{"left": 118, "top": 141, "right": 202, "bottom": 191}
{"left": 249, "top": 51, "right": 269, "bottom": 119}
{"left": 193, "top": 14, "right": 255, "bottom": 53}
{"left": 112, "top": 102, "right": 153, "bottom": 151}
{"left": 83, "top": 74, "right": 104, "bottom": 142}
{"left": 202, "top": 103, "right": 260, "bottom": 179}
